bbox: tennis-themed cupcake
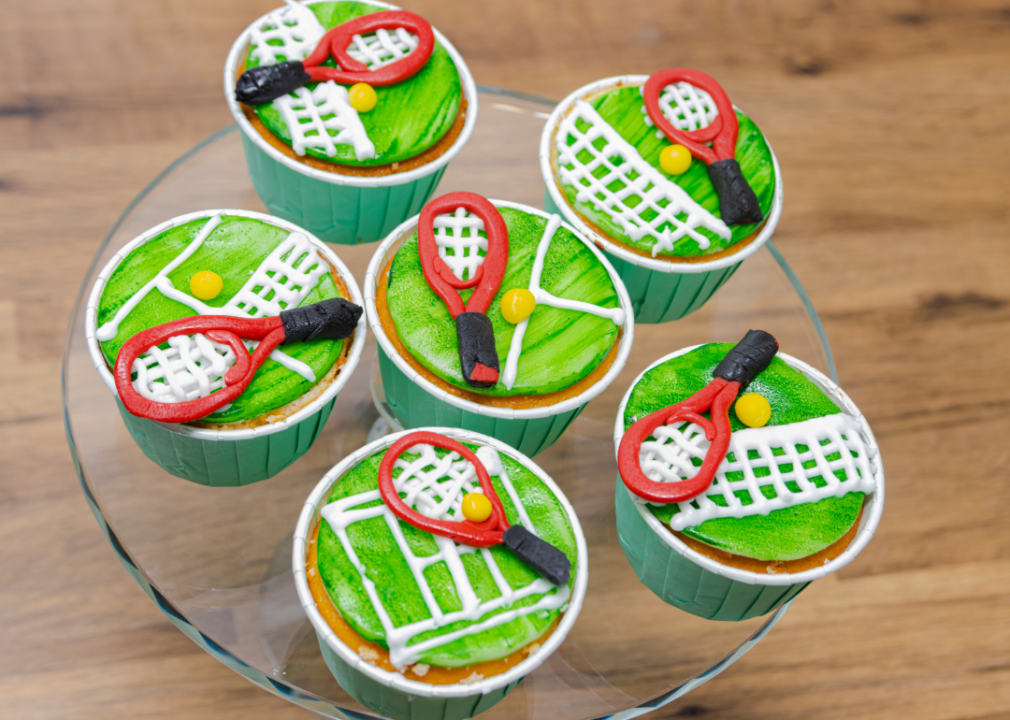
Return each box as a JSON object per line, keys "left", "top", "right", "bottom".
{"left": 294, "top": 427, "right": 586, "bottom": 720}
{"left": 614, "top": 332, "right": 883, "bottom": 621}
{"left": 85, "top": 209, "right": 366, "bottom": 486}
{"left": 225, "top": 1, "right": 477, "bottom": 244}
{"left": 541, "top": 70, "right": 783, "bottom": 323}
{"left": 365, "top": 192, "right": 634, "bottom": 457}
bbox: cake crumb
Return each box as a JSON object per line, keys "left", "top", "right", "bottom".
{"left": 460, "top": 672, "right": 484, "bottom": 685}
{"left": 308, "top": 567, "right": 316, "bottom": 578}
{"left": 358, "top": 646, "right": 380, "bottom": 664}
{"left": 411, "top": 663, "right": 429, "bottom": 677}
{"left": 766, "top": 565, "right": 776, "bottom": 574}
{"left": 524, "top": 643, "right": 541, "bottom": 656}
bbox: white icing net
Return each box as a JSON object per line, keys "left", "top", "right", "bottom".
{"left": 228, "top": 231, "right": 330, "bottom": 318}
{"left": 275, "top": 82, "right": 376, "bottom": 161}
{"left": 556, "top": 100, "right": 731, "bottom": 255}
{"left": 432, "top": 207, "right": 487, "bottom": 282}
{"left": 319, "top": 444, "right": 567, "bottom": 670}
{"left": 346, "top": 28, "right": 420, "bottom": 69}
{"left": 249, "top": 1, "right": 326, "bottom": 65}
{"left": 637, "top": 414, "right": 877, "bottom": 531}
{"left": 641, "top": 82, "right": 718, "bottom": 132}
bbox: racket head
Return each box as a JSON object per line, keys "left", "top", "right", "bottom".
{"left": 304, "top": 10, "right": 435, "bottom": 87}
{"left": 643, "top": 68, "right": 739, "bottom": 165}
{"left": 114, "top": 315, "right": 284, "bottom": 423}
{"left": 617, "top": 377, "right": 739, "bottom": 504}
{"left": 417, "top": 192, "right": 509, "bottom": 317}
{"left": 377, "top": 430, "right": 510, "bottom": 547}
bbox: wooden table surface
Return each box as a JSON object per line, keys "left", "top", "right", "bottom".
{"left": 2, "top": 1, "right": 1008, "bottom": 718}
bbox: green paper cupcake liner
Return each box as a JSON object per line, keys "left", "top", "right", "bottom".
{"left": 613, "top": 347, "right": 885, "bottom": 621}
{"left": 539, "top": 75, "right": 783, "bottom": 324}
{"left": 293, "top": 427, "right": 589, "bottom": 720}
{"left": 86, "top": 209, "right": 368, "bottom": 486}
{"left": 364, "top": 201, "right": 635, "bottom": 458}
{"left": 225, "top": 1, "right": 478, "bottom": 246}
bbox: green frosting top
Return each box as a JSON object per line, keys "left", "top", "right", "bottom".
{"left": 246, "top": 1, "right": 462, "bottom": 167}
{"left": 555, "top": 83, "right": 776, "bottom": 258}
{"left": 623, "top": 344, "right": 867, "bottom": 562}
{"left": 96, "top": 215, "right": 346, "bottom": 425}
{"left": 386, "top": 207, "right": 624, "bottom": 397}
{"left": 317, "top": 440, "right": 579, "bottom": 669}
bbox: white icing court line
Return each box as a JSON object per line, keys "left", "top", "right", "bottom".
{"left": 636, "top": 413, "right": 877, "bottom": 531}
{"left": 555, "top": 100, "right": 730, "bottom": 255}
{"left": 502, "top": 215, "right": 626, "bottom": 390}
{"left": 319, "top": 444, "right": 569, "bottom": 671}
{"left": 95, "top": 215, "right": 335, "bottom": 404}
{"left": 433, "top": 207, "right": 487, "bottom": 283}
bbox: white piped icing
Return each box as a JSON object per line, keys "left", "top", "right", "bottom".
{"left": 347, "top": 27, "right": 420, "bottom": 69}
{"left": 96, "top": 215, "right": 343, "bottom": 406}
{"left": 319, "top": 444, "right": 570, "bottom": 670}
{"left": 502, "top": 215, "right": 626, "bottom": 390}
{"left": 275, "top": 81, "right": 376, "bottom": 161}
{"left": 654, "top": 82, "right": 718, "bottom": 132}
{"left": 636, "top": 413, "right": 877, "bottom": 531}
{"left": 555, "top": 100, "right": 730, "bottom": 255}
{"left": 433, "top": 207, "right": 486, "bottom": 282}
{"left": 249, "top": 0, "right": 326, "bottom": 65}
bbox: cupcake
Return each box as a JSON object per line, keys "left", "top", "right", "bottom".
{"left": 540, "top": 69, "right": 783, "bottom": 323}
{"left": 224, "top": 0, "right": 477, "bottom": 245}
{"left": 85, "top": 209, "right": 366, "bottom": 486}
{"left": 294, "top": 427, "right": 587, "bottom": 720}
{"left": 365, "top": 191, "right": 634, "bottom": 457}
{"left": 614, "top": 332, "right": 883, "bottom": 621}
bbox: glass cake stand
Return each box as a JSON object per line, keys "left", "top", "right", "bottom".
{"left": 62, "top": 88, "right": 836, "bottom": 720}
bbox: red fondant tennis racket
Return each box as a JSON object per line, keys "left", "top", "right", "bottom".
{"left": 417, "top": 192, "right": 509, "bottom": 388}
{"left": 643, "top": 68, "right": 764, "bottom": 226}
{"left": 114, "top": 299, "right": 361, "bottom": 423}
{"left": 618, "top": 330, "right": 779, "bottom": 504}
{"left": 235, "top": 11, "right": 434, "bottom": 104}
{"left": 378, "top": 431, "right": 570, "bottom": 585}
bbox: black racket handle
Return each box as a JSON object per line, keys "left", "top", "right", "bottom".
{"left": 281, "top": 298, "right": 362, "bottom": 344}
{"left": 503, "top": 525, "right": 571, "bottom": 586}
{"left": 707, "top": 159, "right": 764, "bottom": 226}
{"left": 235, "top": 61, "right": 311, "bottom": 105}
{"left": 456, "top": 312, "right": 500, "bottom": 388}
{"left": 713, "top": 329, "right": 778, "bottom": 390}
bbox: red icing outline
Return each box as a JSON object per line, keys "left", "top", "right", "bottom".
{"left": 617, "top": 376, "right": 741, "bottom": 504}
{"left": 642, "top": 68, "right": 739, "bottom": 167}
{"left": 113, "top": 315, "right": 286, "bottom": 424}
{"left": 416, "top": 192, "right": 509, "bottom": 319}
{"left": 303, "top": 10, "right": 434, "bottom": 87}
{"left": 378, "top": 431, "right": 511, "bottom": 547}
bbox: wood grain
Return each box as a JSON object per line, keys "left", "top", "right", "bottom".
{"left": 1, "top": 1, "right": 1008, "bottom": 719}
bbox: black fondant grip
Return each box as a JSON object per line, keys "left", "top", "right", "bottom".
{"left": 502, "top": 525, "right": 571, "bottom": 586}
{"left": 235, "top": 61, "right": 311, "bottom": 105}
{"left": 707, "top": 158, "right": 764, "bottom": 226}
{"left": 456, "top": 312, "right": 499, "bottom": 389}
{"left": 713, "top": 329, "right": 778, "bottom": 390}
{"left": 280, "top": 299, "right": 362, "bottom": 344}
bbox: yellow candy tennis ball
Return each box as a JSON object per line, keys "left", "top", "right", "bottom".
{"left": 735, "top": 393, "right": 771, "bottom": 428}
{"left": 348, "top": 83, "right": 378, "bottom": 112}
{"left": 501, "top": 288, "right": 536, "bottom": 324}
{"left": 461, "top": 492, "right": 493, "bottom": 523}
{"left": 189, "top": 271, "right": 223, "bottom": 301}
{"left": 659, "top": 144, "right": 692, "bottom": 175}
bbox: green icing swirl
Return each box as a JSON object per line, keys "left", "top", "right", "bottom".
{"left": 624, "top": 344, "right": 864, "bottom": 561}
{"left": 557, "top": 85, "right": 776, "bottom": 258}
{"left": 246, "top": 1, "right": 462, "bottom": 167}
{"left": 386, "top": 207, "right": 622, "bottom": 397}
{"left": 317, "top": 442, "right": 579, "bottom": 668}
{"left": 96, "top": 216, "right": 345, "bottom": 425}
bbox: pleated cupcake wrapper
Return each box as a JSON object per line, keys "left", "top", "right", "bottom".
{"left": 612, "top": 347, "right": 886, "bottom": 621}
{"left": 538, "top": 75, "right": 784, "bottom": 324}
{"left": 224, "top": 0, "right": 479, "bottom": 246}
{"left": 364, "top": 200, "right": 635, "bottom": 457}
{"left": 292, "top": 427, "right": 589, "bottom": 720}
{"left": 85, "top": 209, "right": 368, "bottom": 486}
